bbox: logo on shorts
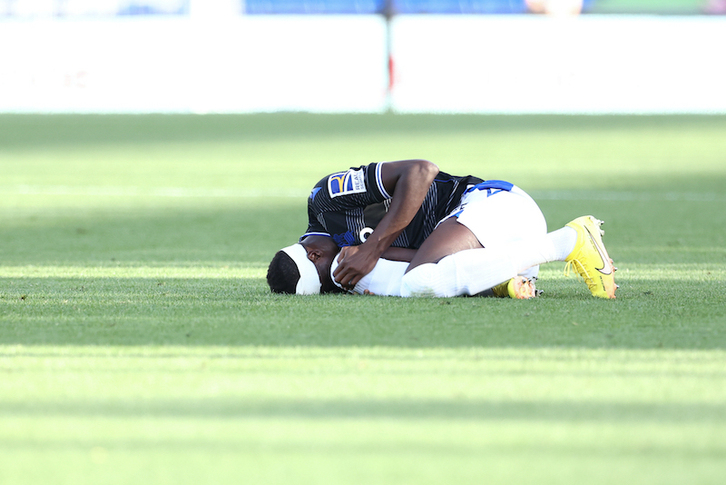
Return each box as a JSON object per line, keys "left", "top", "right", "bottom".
{"left": 328, "top": 169, "right": 366, "bottom": 198}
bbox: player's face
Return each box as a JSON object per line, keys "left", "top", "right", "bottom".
{"left": 301, "top": 236, "right": 343, "bottom": 294}
{"left": 313, "top": 247, "right": 342, "bottom": 294}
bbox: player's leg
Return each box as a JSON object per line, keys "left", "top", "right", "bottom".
{"left": 335, "top": 214, "right": 618, "bottom": 299}
{"left": 329, "top": 221, "right": 538, "bottom": 298}
{"left": 406, "top": 217, "right": 483, "bottom": 269}
{"left": 328, "top": 215, "right": 528, "bottom": 298}
{"left": 401, "top": 186, "right": 576, "bottom": 297}
{"left": 331, "top": 204, "right": 496, "bottom": 297}
{"left": 330, "top": 185, "right": 617, "bottom": 299}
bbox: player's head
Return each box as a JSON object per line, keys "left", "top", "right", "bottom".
{"left": 266, "top": 237, "right": 341, "bottom": 295}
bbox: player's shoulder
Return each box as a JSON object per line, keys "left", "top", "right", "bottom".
{"left": 325, "top": 164, "right": 370, "bottom": 198}
{"left": 433, "top": 170, "right": 483, "bottom": 186}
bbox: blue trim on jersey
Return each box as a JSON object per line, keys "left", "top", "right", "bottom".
{"left": 299, "top": 232, "right": 332, "bottom": 242}
{"left": 376, "top": 162, "right": 391, "bottom": 199}
{"left": 465, "top": 180, "right": 514, "bottom": 193}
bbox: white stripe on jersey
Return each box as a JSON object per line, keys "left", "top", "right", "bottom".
{"left": 376, "top": 162, "right": 392, "bottom": 199}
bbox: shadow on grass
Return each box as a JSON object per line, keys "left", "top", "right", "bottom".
{"left": 1, "top": 398, "right": 724, "bottom": 424}
{"left": 2, "top": 272, "right": 725, "bottom": 349}
{"left": 0, "top": 200, "right": 304, "bottom": 267}
{"left": 4, "top": 113, "right": 725, "bottom": 149}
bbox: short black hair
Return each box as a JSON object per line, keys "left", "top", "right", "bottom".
{"left": 266, "top": 251, "right": 300, "bottom": 294}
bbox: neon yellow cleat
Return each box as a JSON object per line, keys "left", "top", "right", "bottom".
{"left": 564, "top": 215, "right": 618, "bottom": 299}
{"left": 490, "top": 276, "right": 541, "bottom": 299}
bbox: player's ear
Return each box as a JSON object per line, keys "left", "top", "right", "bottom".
{"left": 307, "top": 248, "right": 323, "bottom": 262}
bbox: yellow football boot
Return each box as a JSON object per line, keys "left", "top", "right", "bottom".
{"left": 564, "top": 216, "right": 618, "bottom": 299}
{"left": 490, "top": 276, "right": 541, "bottom": 299}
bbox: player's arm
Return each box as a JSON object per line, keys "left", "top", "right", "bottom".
{"left": 333, "top": 159, "right": 439, "bottom": 288}
{"left": 380, "top": 247, "right": 417, "bottom": 262}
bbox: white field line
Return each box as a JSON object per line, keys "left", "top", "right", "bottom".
{"left": 0, "top": 185, "right": 310, "bottom": 198}
{"left": 0, "top": 185, "right": 724, "bottom": 202}
{"left": 0, "top": 265, "right": 266, "bottom": 279}
{"left": 2, "top": 263, "right": 723, "bottom": 281}
{"left": 531, "top": 191, "right": 726, "bottom": 203}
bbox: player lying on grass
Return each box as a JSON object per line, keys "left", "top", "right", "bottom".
{"left": 266, "top": 159, "right": 617, "bottom": 299}
{"left": 324, "top": 214, "right": 614, "bottom": 298}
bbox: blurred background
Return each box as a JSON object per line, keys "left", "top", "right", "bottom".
{"left": 1, "top": 0, "right": 724, "bottom": 114}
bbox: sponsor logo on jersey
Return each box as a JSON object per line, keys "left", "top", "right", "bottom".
{"left": 328, "top": 168, "right": 366, "bottom": 198}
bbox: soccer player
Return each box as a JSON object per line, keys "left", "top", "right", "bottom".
{"left": 266, "top": 159, "right": 617, "bottom": 299}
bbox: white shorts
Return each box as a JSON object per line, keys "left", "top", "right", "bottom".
{"left": 443, "top": 183, "right": 547, "bottom": 276}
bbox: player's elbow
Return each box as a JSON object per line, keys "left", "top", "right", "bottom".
{"left": 412, "top": 159, "right": 439, "bottom": 182}
{"left": 381, "top": 159, "right": 440, "bottom": 195}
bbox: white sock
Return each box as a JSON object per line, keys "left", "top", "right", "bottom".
{"left": 401, "top": 247, "right": 518, "bottom": 297}
{"left": 400, "top": 227, "right": 578, "bottom": 298}
{"left": 548, "top": 226, "right": 578, "bottom": 261}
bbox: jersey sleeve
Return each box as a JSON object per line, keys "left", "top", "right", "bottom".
{"left": 318, "top": 162, "right": 389, "bottom": 207}
{"left": 301, "top": 162, "right": 390, "bottom": 241}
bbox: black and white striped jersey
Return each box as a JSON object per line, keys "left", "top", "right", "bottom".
{"left": 301, "top": 162, "right": 483, "bottom": 249}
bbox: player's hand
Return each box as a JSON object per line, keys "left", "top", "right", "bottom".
{"left": 333, "top": 244, "right": 378, "bottom": 289}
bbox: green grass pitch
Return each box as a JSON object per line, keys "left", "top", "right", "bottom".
{"left": 1, "top": 113, "right": 725, "bottom": 484}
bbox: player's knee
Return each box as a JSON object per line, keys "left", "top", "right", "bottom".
{"left": 401, "top": 264, "right": 440, "bottom": 297}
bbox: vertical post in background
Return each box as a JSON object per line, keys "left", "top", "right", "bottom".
{"left": 383, "top": 0, "right": 394, "bottom": 112}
